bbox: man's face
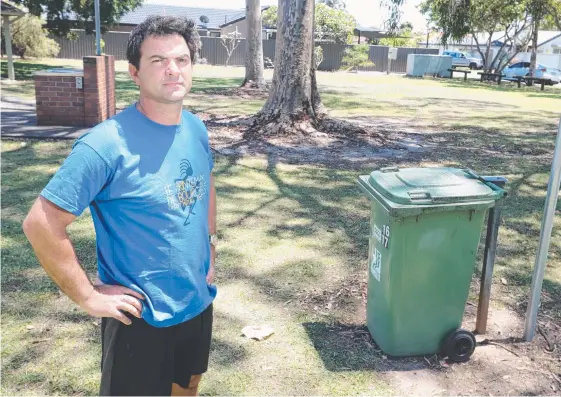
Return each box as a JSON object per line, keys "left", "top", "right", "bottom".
{"left": 129, "top": 33, "right": 193, "bottom": 104}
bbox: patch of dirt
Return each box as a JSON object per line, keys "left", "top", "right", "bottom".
{"left": 198, "top": 105, "right": 560, "bottom": 395}
{"left": 297, "top": 275, "right": 561, "bottom": 395}
{"left": 294, "top": 272, "right": 368, "bottom": 321}
{"left": 291, "top": 271, "right": 560, "bottom": 396}
{"left": 200, "top": 113, "right": 431, "bottom": 169}
{"left": 200, "top": 87, "right": 270, "bottom": 100}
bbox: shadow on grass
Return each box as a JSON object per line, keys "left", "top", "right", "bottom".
{"left": 2, "top": 123, "right": 560, "bottom": 394}
{"left": 302, "top": 322, "right": 431, "bottom": 372}
{"left": 114, "top": 72, "right": 245, "bottom": 108}
{"left": 1, "top": 60, "right": 77, "bottom": 80}
{"left": 438, "top": 77, "right": 561, "bottom": 98}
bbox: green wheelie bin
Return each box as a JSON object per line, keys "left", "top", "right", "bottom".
{"left": 357, "top": 167, "right": 506, "bottom": 362}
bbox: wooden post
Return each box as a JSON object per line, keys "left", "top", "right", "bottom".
{"left": 3, "top": 15, "right": 15, "bottom": 80}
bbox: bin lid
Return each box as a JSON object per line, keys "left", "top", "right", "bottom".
{"left": 367, "top": 167, "right": 502, "bottom": 205}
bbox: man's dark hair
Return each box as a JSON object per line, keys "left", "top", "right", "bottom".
{"left": 127, "top": 15, "right": 200, "bottom": 69}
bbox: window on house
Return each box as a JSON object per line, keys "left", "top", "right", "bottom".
{"left": 553, "top": 48, "right": 561, "bottom": 55}
{"left": 209, "top": 31, "right": 220, "bottom": 38}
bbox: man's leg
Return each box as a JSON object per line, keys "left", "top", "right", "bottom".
{"left": 100, "top": 316, "right": 173, "bottom": 396}
{"left": 171, "top": 375, "right": 202, "bottom": 396}
{"left": 172, "top": 304, "right": 213, "bottom": 396}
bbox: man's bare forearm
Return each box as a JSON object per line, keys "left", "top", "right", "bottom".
{"left": 208, "top": 175, "right": 217, "bottom": 264}
{"left": 23, "top": 204, "right": 94, "bottom": 307}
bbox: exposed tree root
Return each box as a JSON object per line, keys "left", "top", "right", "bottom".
{"left": 242, "top": 111, "right": 386, "bottom": 142}
{"left": 240, "top": 79, "right": 269, "bottom": 90}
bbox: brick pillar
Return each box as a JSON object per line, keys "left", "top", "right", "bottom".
{"left": 83, "top": 55, "right": 116, "bottom": 127}
{"left": 104, "top": 55, "right": 116, "bottom": 117}
{"left": 34, "top": 72, "right": 85, "bottom": 126}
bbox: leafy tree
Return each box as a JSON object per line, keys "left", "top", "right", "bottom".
{"left": 420, "top": 0, "right": 531, "bottom": 73}
{"left": 220, "top": 30, "right": 243, "bottom": 66}
{"left": 419, "top": 0, "right": 561, "bottom": 75}
{"left": 9, "top": 0, "right": 143, "bottom": 37}
{"left": 315, "top": 3, "right": 356, "bottom": 43}
{"left": 544, "top": 0, "right": 561, "bottom": 30}
{"left": 1, "top": 14, "right": 60, "bottom": 58}
{"left": 318, "top": 0, "right": 346, "bottom": 10}
{"left": 340, "top": 44, "right": 375, "bottom": 72}
{"left": 315, "top": 46, "right": 324, "bottom": 68}
{"left": 379, "top": 22, "right": 415, "bottom": 47}
{"left": 262, "top": 6, "right": 278, "bottom": 29}
{"left": 262, "top": 3, "right": 356, "bottom": 44}
{"left": 526, "top": 0, "right": 561, "bottom": 76}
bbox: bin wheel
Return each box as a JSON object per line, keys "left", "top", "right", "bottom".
{"left": 442, "top": 329, "right": 476, "bottom": 363}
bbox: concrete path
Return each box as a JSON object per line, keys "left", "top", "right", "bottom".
{"left": 1, "top": 96, "right": 89, "bottom": 140}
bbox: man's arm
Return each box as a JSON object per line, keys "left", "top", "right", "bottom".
{"left": 23, "top": 196, "right": 144, "bottom": 325}
{"left": 206, "top": 174, "right": 216, "bottom": 284}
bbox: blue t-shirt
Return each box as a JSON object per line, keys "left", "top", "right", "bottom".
{"left": 40, "top": 103, "right": 217, "bottom": 327}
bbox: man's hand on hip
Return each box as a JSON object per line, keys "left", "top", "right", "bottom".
{"left": 206, "top": 262, "right": 215, "bottom": 285}
{"left": 81, "top": 284, "right": 145, "bottom": 325}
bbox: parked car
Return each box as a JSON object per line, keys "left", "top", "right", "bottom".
{"left": 442, "top": 51, "right": 483, "bottom": 70}
{"left": 503, "top": 62, "right": 561, "bottom": 85}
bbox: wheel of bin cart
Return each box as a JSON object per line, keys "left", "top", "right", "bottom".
{"left": 442, "top": 329, "right": 476, "bottom": 363}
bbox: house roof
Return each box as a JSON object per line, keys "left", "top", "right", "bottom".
{"left": 355, "top": 24, "right": 384, "bottom": 33}
{"left": 435, "top": 30, "right": 561, "bottom": 47}
{"left": 538, "top": 31, "right": 561, "bottom": 47}
{"left": 1, "top": 0, "right": 25, "bottom": 16}
{"left": 219, "top": 6, "right": 272, "bottom": 28}
{"left": 118, "top": 4, "right": 243, "bottom": 29}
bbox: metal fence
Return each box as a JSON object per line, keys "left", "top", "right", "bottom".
{"left": 53, "top": 31, "right": 439, "bottom": 73}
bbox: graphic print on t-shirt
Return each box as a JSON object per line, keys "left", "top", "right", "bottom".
{"left": 164, "top": 160, "right": 207, "bottom": 225}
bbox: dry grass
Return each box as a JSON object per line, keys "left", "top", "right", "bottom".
{"left": 1, "top": 58, "right": 561, "bottom": 396}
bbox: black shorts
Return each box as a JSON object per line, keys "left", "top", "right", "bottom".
{"left": 100, "top": 303, "right": 213, "bottom": 396}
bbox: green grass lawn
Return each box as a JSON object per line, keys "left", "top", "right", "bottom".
{"left": 2, "top": 58, "right": 560, "bottom": 125}
{"left": 2, "top": 58, "right": 561, "bottom": 395}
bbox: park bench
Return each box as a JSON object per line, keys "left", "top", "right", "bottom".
{"left": 523, "top": 76, "right": 552, "bottom": 91}
{"left": 447, "top": 68, "right": 470, "bottom": 81}
{"left": 477, "top": 72, "right": 505, "bottom": 85}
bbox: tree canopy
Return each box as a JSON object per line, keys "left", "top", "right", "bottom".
{"left": 9, "top": 0, "right": 143, "bottom": 37}
{"left": 262, "top": 3, "right": 356, "bottom": 44}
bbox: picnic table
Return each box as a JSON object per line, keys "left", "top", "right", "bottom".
{"left": 523, "top": 76, "right": 552, "bottom": 91}
{"left": 447, "top": 68, "right": 470, "bottom": 81}
{"left": 477, "top": 72, "right": 506, "bottom": 85}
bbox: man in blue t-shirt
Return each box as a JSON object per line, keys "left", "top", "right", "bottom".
{"left": 23, "top": 16, "right": 217, "bottom": 396}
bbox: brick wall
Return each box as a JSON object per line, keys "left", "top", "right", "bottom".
{"left": 105, "top": 55, "right": 116, "bottom": 118}
{"left": 34, "top": 74, "right": 85, "bottom": 126}
{"left": 34, "top": 55, "right": 116, "bottom": 128}
{"left": 83, "top": 56, "right": 107, "bottom": 126}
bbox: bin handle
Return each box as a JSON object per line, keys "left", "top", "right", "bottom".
{"left": 380, "top": 166, "right": 399, "bottom": 173}
{"left": 465, "top": 169, "right": 508, "bottom": 197}
{"left": 408, "top": 190, "right": 433, "bottom": 201}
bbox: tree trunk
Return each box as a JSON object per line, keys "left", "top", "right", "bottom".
{"left": 484, "top": 32, "right": 493, "bottom": 72}
{"left": 254, "top": 0, "right": 323, "bottom": 134}
{"left": 529, "top": 18, "right": 539, "bottom": 78}
{"left": 242, "top": 0, "right": 266, "bottom": 88}
{"left": 249, "top": 0, "right": 367, "bottom": 136}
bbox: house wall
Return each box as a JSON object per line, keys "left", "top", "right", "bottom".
{"left": 221, "top": 20, "right": 247, "bottom": 38}
{"left": 111, "top": 25, "right": 134, "bottom": 33}
{"left": 513, "top": 52, "right": 561, "bottom": 69}
{"left": 537, "top": 36, "right": 561, "bottom": 54}
{"left": 107, "top": 24, "right": 216, "bottom": 37}
{"left": 51, "top": 32, "right": 439, "bottom": 73}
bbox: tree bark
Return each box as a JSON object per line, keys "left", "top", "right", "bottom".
{"left": 254, "top": 0, "right": 323, "bottom": 134}
{"left": 248, "top": 0, "right": 367, "bottom": 136}
{"left": 242, "top": 0, "right": 266, "bottom": 88}
{"left": 529, "top": 18, "right": 539, "bottom": 78}
{"left": 484, "top": 32, "right": 493, "bottom": 72}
